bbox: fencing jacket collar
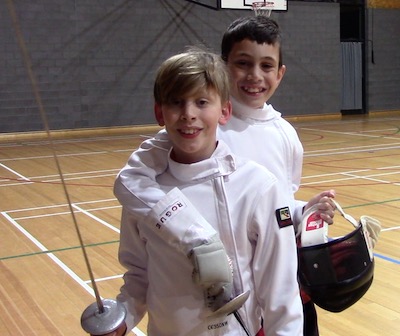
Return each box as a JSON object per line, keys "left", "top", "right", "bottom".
{"left": 230, "top": 96, "right": 281, "bottom": 123}
{"left": 167, "top": 141, "right": 236, "bottom": 183}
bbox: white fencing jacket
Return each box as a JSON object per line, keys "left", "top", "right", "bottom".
{"left": 218, "top": 97, "right": 305, "bottom": 224}
{"left": 116, "top": 141, "right": 303, "bottom": 335}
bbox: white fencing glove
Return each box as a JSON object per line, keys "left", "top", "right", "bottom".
{"left": 191, "top": 240, "right": 233, "bottom": 311}
{"left": 360, "top": 215, "right": 381, "bottom": 248}
{"left": 332, "top": 199, "right": 381, "bottom": 249}
{"left": 145, "top": 187, "right": 234, "bottom": 312}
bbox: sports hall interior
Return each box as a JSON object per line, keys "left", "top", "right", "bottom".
{"left": 0, "top": 0, "right": 399, "bottom": 335}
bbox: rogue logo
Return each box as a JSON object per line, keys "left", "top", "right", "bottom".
{"left": 155, "top": 200, "right": 186, "bottom": 229}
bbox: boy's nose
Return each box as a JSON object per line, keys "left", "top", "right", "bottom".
{"left": 180, "top": 103, "right": 197, "bottom": 120}
{"left": 247, "top": 67, "right": 262, "bottom": 81}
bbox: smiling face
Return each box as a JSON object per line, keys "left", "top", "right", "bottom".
{"left": 226, "top": 39, "right": 286, "bottom": 109}
{"left": 153, "top": 50, "right": 232, "bottom": 164}
{"left": 155, "top": 87, "right": 231, "bottom": 164}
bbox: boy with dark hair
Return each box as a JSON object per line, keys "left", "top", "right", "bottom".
{"left": 219, "top": 16, "right": 335, "bottom": 336}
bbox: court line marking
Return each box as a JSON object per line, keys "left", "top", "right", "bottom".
{"left": 302, "top": 168, "right": 400, "bottom": 180}
{"left": 0, "top": 151, "right": 108, "bottom": 162}
{"left": 0, "top": 162, "right": 31, "bottom": 181}
{"left": 341, "top": 172, "right": 400, "bottom": 186}
{"left": 1, "top": 210, "right": 146, "bottom": 336}
{"left": 0, "top": 240, "right": 119, "bottom": 261}
{"left": 297, "top": 116, "right": 400, "bottom": 127}
{"left": 35, "top": 168, "right": 119, "bottom": 177}
{"left": 304, "top": 144, "right": 400, "bottom": 157}
{"left": 1, "top": 211, "right": 96, "bottom": 295}
{"left": 382, "top": 226, "right": 400, "bottom": 232}
{"left": 85, "top": 274, "right": 123, "bottom": 284}
{"left": 5, "top": 141, "right": 399, "bottom": 161}
{"left": 44, "top": 173, "right": 117, "bottom": 183}
{"left": 72, "top": 203, "right": 120, "bottom": 233}
{"left": 301, "top": 175, "right": 399, "bottom": 187}
{"left": 4, "top": 198, "right": 117, "bottom": 214}
{"left": 374, "top": 253, "right": 400, "bottom": 265}
{"left": 12, "top": 205, "right": 120, "bottom": 221}
{"left": 0, "top": 171, "right": 119, "bottom": 188}
{"left": 377, "top": 165, "right": 400, "bottom": 170}
{"left": 300, "top": 127, "right": 400, "bottom": 140}
{"left": 0, "top": 133, "right": 153, "bottom": 149}
{"left": 361, "top": 128, "right": 400, "bottom": 134}
{"left": 9, "top": 211, "right": 119, "bottom": 223}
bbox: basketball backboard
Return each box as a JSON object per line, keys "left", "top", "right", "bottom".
{"left": 220, "top": 0, "right": 287, "bottom": 11}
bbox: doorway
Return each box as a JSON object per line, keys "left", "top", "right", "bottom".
{"left": 340, "top": 0, "right": 367, "bottom": 115}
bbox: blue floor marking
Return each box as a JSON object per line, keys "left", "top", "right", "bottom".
{"left": 374, "top": 253, "right": 400, "bottom": 265}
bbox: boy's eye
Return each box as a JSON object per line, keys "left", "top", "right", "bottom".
{"left": 171, "top": 99, "right": 182, "bottom": 106}
{"left": 235, "top": 60, "right": 251, "bottom": 67}
{"left": 261, "top": 63, "right": 275, "bottom": 70}
{"left": 197, "top": 99, "right": 209, "bottom": 107}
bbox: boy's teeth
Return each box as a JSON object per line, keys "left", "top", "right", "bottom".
{"left": 245, "top": 87, "right": 261, "bottom": 93}
{"left": 182, "top": 129, "right": 196, "bottom": 134}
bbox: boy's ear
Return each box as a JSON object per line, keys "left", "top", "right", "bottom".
{"left": 277, "top": 64, "right": 286, "bottom": 83}
{"left": 218, "top": 100, "right": 232, "bottom": 126}
{"left": 154, "top": 103, "right": 165, "bottom": 126}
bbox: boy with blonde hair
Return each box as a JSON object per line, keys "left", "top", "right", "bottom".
{"left": 88, "top": 49, "right": 303, "bottom": 335}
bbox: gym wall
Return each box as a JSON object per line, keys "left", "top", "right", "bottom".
{"left": 0, "top": 0, "right": 398, "bottom": 133}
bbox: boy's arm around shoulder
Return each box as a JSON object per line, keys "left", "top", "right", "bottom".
{"left": 114, "top": 129, "right": 171, "bottom": 219}
{"left": 251, "top": 173, "right": 303, "bottom": 335}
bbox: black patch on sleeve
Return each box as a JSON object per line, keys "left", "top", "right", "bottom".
{"left": 275, "top": 207, "right": 293, "bottom": 228}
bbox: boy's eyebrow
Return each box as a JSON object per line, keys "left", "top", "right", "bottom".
{"left": 232, "top": 52, "right": 278, "bottom": 63}
{"left": 261, "top": 56, "right": 278, "bottom": 63}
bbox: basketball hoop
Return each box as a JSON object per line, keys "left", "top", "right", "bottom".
{"left": 252, "top": 1, "right": 274, "bottom": 17}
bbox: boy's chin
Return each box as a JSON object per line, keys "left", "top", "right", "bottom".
{"left": 244, "top": 98, "right": 266, "bottom": 109}
{"left": 234, "top": 92, "right": 270, "bottom": 109}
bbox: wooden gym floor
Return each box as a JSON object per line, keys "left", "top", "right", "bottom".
{"left": 0, "top": 112, "right": 399, "bottom": 335}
